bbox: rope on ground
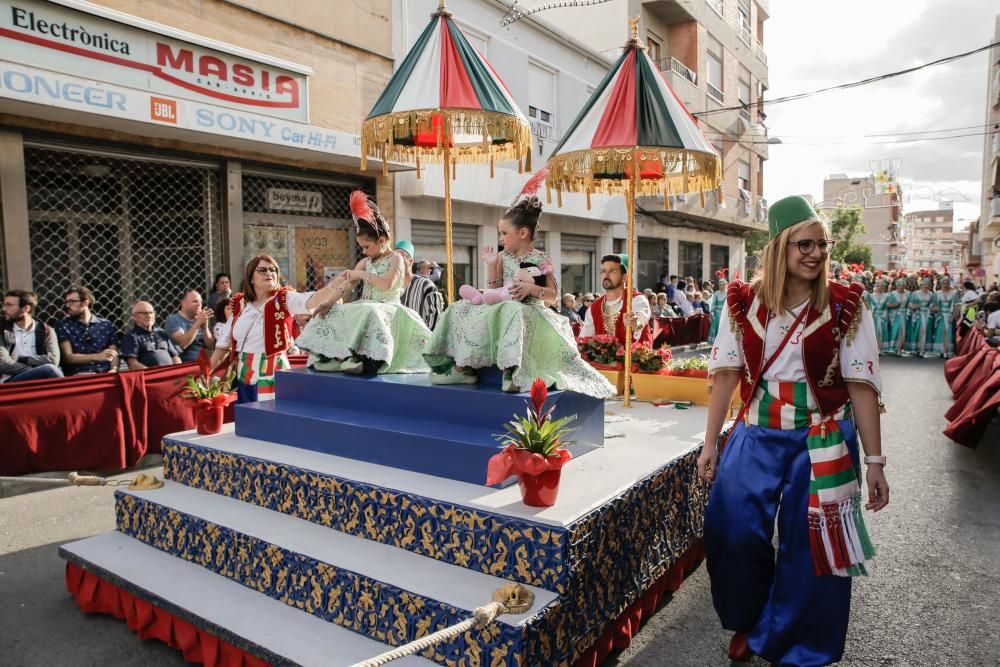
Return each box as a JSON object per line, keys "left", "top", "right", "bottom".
{"left": 0, "top": 472, "right": 163, "bottom": 489}
{"left": 349, "top": 602, "right": 506, "bottom": 667}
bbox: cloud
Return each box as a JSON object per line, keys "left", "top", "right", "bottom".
{"left": 762, "top": 0, "right": 995, "bottom": 215}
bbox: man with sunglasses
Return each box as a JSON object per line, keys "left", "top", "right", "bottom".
{"left": 165, "top": 289, "right": 215, "bottom": 363}
{"left": 55, "top": 286, "right": 119, "bottom": 375}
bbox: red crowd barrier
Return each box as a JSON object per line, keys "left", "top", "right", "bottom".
{"left": 0, "top": 355, "right": 309, "bottom": 476}
{"left": 651, "top": 314, "right": 710, "bottom": 347}
{"left": 942, "top": 328, "right": 1000, "bottom": 448}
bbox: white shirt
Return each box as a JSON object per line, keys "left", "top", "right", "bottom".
{"left": 709, "top": 300, "right": 882, "bottom": 397}
{"left": 674, "top": 289, "right": 694, "bottom": 316}
{"left": 217, "top": 291, "right": 314, "bottom": 354}
{"left": 987, "top": 309, "right": 1000, "bottom": 332}
{"left": 12, "top": 320, "right": 38, "bottom": 358}
{"left": 581, "top": 294, "right": 651, "bottom": 340}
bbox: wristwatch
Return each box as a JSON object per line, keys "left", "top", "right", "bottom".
{"left": 863, "top": 455, "right": 886, "bottom": 467}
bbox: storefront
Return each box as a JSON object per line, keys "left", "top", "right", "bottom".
{"left": 0, "top": 0, "right": 396, "bottom": 330}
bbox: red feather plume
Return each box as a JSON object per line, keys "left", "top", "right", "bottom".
{"left": 519, "top": 166, "right": 550, "bottom": 197}
{"left": 350, "top": 190, "right": 376, "bottom": 224}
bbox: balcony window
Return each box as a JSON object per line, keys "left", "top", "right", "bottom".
{"left": 738, "top": 2, "right": 752, "bottom": 45}
{"left": 738, "top": 159, "right": 751, "bottom": 191}
{"left": 738, "top": 77, "right": 751, "bottom": 123}
{"left": 528, "top": 62, "right": 556, "bottom": 143}
{"left": 671, "top": 58, "right": 697, "bottom": 85}
{"left": 707, "top": 0, "right": 724, "bottom": 18}
{"left": 707, "top": 52, "right": 724, "bottom": 103}
{"left": 648, "top": 36, "right": 662, "bottom": 66}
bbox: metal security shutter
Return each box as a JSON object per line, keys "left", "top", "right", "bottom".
{"left": 561, "top": 233, "right": 597, "bottom": 252}
{"left": 411, "top": 221, "right": 479, "bottom": 246}
{"left": 24, "top": 142, "right": 223, "bottom": 330}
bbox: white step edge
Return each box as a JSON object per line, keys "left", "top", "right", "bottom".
{"left": 61, "top": 531, "right": 435, "bottom": 667}
{"left": 120, "top": 481, "right": 557, "bottom": 626}
{"left": 167, "top": 399, "right": 705, "bottom": 528}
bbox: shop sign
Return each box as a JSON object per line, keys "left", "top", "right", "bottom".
{"left": 0, "top": 0, "right": 310, "bottom": 122}
{"left": 0, "top": 59, "right": 361, "bottom": 159}
{"left": 267, "top": 188, "right": 322, "bottom": 213}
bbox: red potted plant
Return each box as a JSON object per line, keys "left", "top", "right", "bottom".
{"left": 181, "top": 350, "right": 237, "bottom": 435}
{"left": 486, "top": 378, "right": 577, "bottom": 507}
{"left": 577, "top": 334, "right": 625, "bottom": 394}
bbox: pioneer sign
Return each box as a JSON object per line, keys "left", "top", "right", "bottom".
{"left": 0, "top": 0, "right": 310, "bottom": 122}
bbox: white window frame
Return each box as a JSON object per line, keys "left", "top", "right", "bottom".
{"left": 528, "top": 61, "right": 557, "bottom": 130}
{"left": 737, "top": 159, "right": 751, "bottom": 192}
{"left": 707, "top": 51, "right": 724, "bottom": 103}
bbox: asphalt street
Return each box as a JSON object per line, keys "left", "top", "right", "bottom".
{"left": 1, "top": 356, "right": 997, "bottom": 666}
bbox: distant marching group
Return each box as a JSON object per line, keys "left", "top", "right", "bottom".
{"left": 849, "top": 269, "right": 979, "bottom": 359}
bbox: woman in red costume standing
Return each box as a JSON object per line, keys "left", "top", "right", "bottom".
{"left": 698, "top": 196, "right": 890, "bottom": 666}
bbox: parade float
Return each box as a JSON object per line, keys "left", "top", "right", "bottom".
{"left": 61, "top": 8, "right": 719, "bottom": 666}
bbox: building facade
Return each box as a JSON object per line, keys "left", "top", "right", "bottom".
{"left": 392, "top": 0, "right": 768, "bottom": 297}
{"left": 974, "top": 14, "right": 1000, "bottom": 286}
{"left": 820, "top": 171, "right": 903, "bottom": 270}
{"left": 902, "top": 205, "right": 961, "bottom": 273}
{"left": 0, "top": 0, "right": 398, "bottom": 329}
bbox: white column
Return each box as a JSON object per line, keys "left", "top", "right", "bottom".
{"left": 547, "top": 230, "right": 562, "bottom": 293}
{"left": 0, "top": 130, "right": 31, "bottom": 289}
{"left": 668, "top": 236, "right": 679, "bottom": 278}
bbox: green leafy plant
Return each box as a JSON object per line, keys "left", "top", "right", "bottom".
{"left": 495, "top": 378, "right": 577, "bottom": 456}
{"left": 181, "top": 349, "right": 236, "bottom": 400}
{"left": 668, "top": 355, "right": 709, "bottom": 372}
{"left": 631, "top": 342, "right": 673, "bottom": 373}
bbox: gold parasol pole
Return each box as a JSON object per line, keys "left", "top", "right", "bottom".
{"left": 623, "top": 152, "right": 637, "bottom": 407}
{"left": 442, "top": 122, "right": 455, "bottom": 304}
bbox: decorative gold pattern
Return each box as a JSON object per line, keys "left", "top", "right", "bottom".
{"left": 546, "top": 147, "right": 721, "bottom": 209}
{"left": 360, "top": 109, "right": 533, "bottom": 173}
{"left": 152, "top": 441, "right": 707, "bottom": 664}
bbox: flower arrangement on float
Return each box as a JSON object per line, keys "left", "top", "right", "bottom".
{"left": 486, "top": 378, "right": 577, "bottom": 507}
{"left": 180, "top": 350, "right": 237, "bottom": 435}
{"left": 576, "top": 334, "right": 626, "bottom": 393}
{"left": 631, "top": 353, "right": 712, "bottom": 405}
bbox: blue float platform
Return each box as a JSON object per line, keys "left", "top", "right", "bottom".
{"left": 63, "top": 366, "right": 710, "bottom": 666}
{"left": 234, "top": 369, "right": 605, "bottom": 485}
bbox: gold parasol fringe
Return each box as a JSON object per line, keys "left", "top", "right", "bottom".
{"left": 546, "top": 146, "right": 721, "bottom": 200}
{"left": 361, "top": 109, "right": 532, "bottom": 173}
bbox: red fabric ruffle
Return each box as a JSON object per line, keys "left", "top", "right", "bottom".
{"left": 573, "top": 540, "right": 705, "bottom": 667}
{"left": 66, "top": 562, "right": 269, "bottom": 667}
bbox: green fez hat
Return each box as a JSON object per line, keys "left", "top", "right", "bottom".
{"left": 768, "top": 195, "right": 820, "bottom": 239}
{"left": 394, "top": 240, "right": 415, "bottom": 258}
{"left": 618, "top": 253, "right": 629, "bottom": 272}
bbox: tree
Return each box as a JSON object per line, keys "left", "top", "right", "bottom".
{"left": 825, "top": 205, "right": 867, "bottom": 265}
{"left": 745, "top": 229, "right": 768, "bottom": 260}
{"left": 841, "top": 242, "right": 873, "bottom": 267}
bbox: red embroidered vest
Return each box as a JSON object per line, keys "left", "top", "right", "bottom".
{"left": 230, "top": 286, "right": 295, "bottom": 356}
{"left": 726, "top": 280, "right": 865, "bottom": 416}
{"left": 590, "top": 291, "right": 653, "bottom": 347}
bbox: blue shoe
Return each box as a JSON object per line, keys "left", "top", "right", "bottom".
{"left": 429, "top": 366, "right": 478, "bottom": 385}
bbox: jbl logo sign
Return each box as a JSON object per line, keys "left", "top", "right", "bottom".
{"left": 150, "top": 97, "right": 177, "bottom": 123}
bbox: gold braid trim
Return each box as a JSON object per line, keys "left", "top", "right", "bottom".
{"left": 546, "top": 146, "right": 722, "bottom": 208}
{"left": 818, "top": 347, "right": 839, "bottom": 388}
{"left": 360, "top": 109, "right": 532, "bottom": 171}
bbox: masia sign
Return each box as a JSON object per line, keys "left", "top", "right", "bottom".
{"left": 0, "top": 0, "right": 310, "bottom": 122}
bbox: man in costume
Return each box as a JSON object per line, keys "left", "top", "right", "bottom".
{"left": 581, "top": 254, "right": 652, "bottom": 348}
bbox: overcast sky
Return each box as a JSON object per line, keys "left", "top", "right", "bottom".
{"left": 763, "top": 0, "right": 997, "bottom": 229}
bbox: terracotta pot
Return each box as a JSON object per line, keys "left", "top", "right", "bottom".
{"left": 517, "top": 469, "right": 563, "bottom": 507}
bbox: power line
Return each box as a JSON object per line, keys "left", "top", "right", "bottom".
{"left": 701, "top": 123, "right": 997, "bottom": 140}
{"left": 731, "top": 130, "right": 993, "bottom": 146}
{"left": 692, "top": 41, "right": 1000, "bottom": 117}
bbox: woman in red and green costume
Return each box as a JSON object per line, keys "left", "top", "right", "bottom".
{"left": 212, "top": 255, "right": 346, "bottom": 403}
{"left": 699, "top": 196, "right": 890, "bottom": 666}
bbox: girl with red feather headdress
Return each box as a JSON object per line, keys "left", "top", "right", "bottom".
{"left": 294, "top": 191, "right": 433, "bottom": 375}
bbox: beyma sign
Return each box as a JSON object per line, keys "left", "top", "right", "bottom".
{"left": 0, "top": 0, "right": 309, "bottom": 122}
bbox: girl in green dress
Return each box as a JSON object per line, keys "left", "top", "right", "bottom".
{"left": 869, "top": 279, "right": 890, "bottom": 352}
{"left": 927, "top": 276, "right": 959, "bottom": 358}
{"left": 295, "top": 191, "right": 432, "bottom": 375}
{"left": 425, "top": 197, "right": 615, "bottom": 397}
{"left": 884, "top": 279, "right": 908, "bottom": 356}
{"left": 902, "top": 278, "right": 936, "bottom": 357}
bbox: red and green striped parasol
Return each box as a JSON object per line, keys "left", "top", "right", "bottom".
{"left": 361, "top": 0, "right": 532, "bottom": 302}
{"left": 546, "top": 19, "right": 721, "bottom": 406}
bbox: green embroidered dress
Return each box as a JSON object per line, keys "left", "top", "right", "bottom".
{"left": 902, "top": 289, "right": 935, "bottom": 356}
{"left": 869, "top": 291, "right": 890, "bottom": 351}
{"left": 295, "top": 253, "right": 432, "bottom": 373}
{"left": 424, "top": 249, "right": 615, "bottom": 398}
{"left": 708, "top": 289, "right": 726, "bottom": 343}
{"left": 927, "top": 289, "right": 959, "bottom": 357}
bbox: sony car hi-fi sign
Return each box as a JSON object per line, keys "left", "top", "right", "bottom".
{"left": 0, "top": 0, "right": 309, "bottom": 122}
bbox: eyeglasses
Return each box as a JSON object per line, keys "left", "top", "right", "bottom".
{"left": 64, "top": 299, "right": 82, "bottom": 305}
{"left": 787, "top": 239, "right": 835, "bottom": 255}
{"left": 255, "top": 266, "right": 279, "bottom": 275}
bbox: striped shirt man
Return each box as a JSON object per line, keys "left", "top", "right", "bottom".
{"left": 402, "top": 274, "right": 444, "bottom": 330}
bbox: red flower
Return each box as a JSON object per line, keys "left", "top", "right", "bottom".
{"left": 530, "top": 378, "right": 548, "bottom": 415}
{"left": 197, "top": 348, "right": 211, "bottom": 380}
